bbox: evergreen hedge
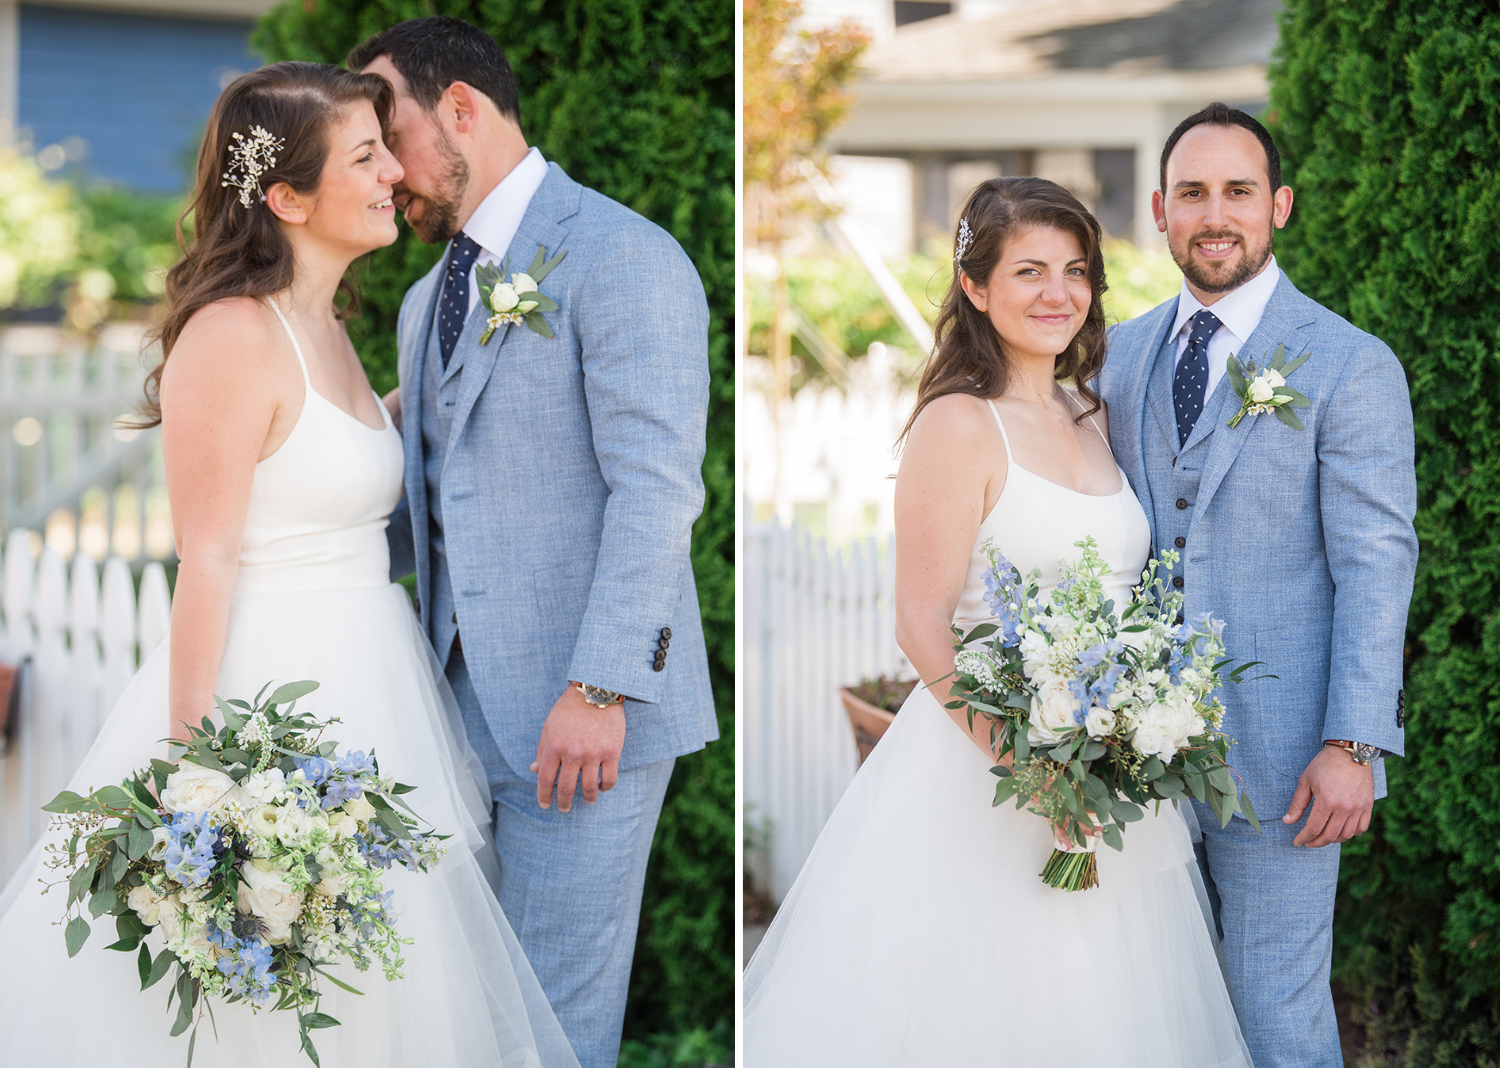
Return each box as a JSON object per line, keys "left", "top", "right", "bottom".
{"left": 252, "top": 1, "right": 734, "bottom": 1040}
{"left": 1269, "top": 5, "right": 1500, "bottom": 1062}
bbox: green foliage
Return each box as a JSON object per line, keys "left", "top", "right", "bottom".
{"left": 746, "top": 240, "right": 1180, "bottom": 391}
{"left": 75, "top": 187, "right": 182, "bottom": 305}
{"left": 616, "top": 1021, "right": 732, "bottom": 1068}
{"left": 0, "top": 147, "right": 80, "bottom": 309}
{"left": 1269, "top": 3, "right": 1500, "bottom": 1062}
{"left": 252, "top": 0, "right": 734, "bottom": 1039}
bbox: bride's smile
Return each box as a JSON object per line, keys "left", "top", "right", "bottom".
{"left": 959, "top": 223, "right": 1091, "bottom": 364}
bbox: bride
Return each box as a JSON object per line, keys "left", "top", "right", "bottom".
{"left": 0, "top": 62, "right": 578, "bottom": 1067}
{"left": 743, "top": 177, "right": 1253, "bottom": 1066}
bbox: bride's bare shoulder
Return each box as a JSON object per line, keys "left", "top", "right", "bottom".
{"left": 160, "top": 298, "right": 287, "bottom": 402}
{"left": 905, "top": 392, "right": 1000, "bottom": 452}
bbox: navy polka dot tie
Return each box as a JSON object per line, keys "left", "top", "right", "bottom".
{"left": 438, "top": 232, "right": 482, "bottom": 370}
{"left": 1173, "top": 309, "right": 1221, "bottom": 446}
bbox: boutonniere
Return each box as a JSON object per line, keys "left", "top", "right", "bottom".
{"left": 476, "top": 245, "right": 567, "bottom": 343}
{"left": 1226, "top": 343, "right": 1313, "bottom": 429}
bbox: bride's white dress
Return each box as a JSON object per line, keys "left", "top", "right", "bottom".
{"left": 0, "top": 305, "right": 580, "bottom": 1068}
{"left": 743, "top": 398, "right": 1252, "bottom": 1067}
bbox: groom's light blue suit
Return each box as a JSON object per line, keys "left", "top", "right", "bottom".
{"left": 387, "top": 161, "right": 716, "bottom": 1068}
{"left": 1098, "top": 271, "right": 1416, "bottom": 1068}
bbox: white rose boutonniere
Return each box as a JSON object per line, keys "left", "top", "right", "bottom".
{"left": 476, "top": 246, "right": 567, "bottom": 343}
{"left": 1227, "top": 343, "right": 1312, "bottom": 429}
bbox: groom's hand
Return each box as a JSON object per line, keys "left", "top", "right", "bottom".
{"left": 1283, "top": 746, "right": 1375, "bottom": 847}
{"left": 531, "top": 688, "right": 626, "bottom": 812}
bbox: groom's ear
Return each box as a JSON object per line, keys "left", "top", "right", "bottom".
{"left": 1272, "top": 184, "right": 1294, "bottom": 230}
{"left": 440, "top": 81, "right": 484, "bottom": 138}
{"left": 265, "top": 182, "right": 309, "bottom": 226}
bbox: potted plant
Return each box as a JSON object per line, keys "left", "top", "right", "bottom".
{"left": 839, "top": 675, "right": 918, "bottom": 765}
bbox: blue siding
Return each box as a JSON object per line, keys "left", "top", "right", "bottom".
{"left": 18, "top": 5, "right": 258, "bottom": 193}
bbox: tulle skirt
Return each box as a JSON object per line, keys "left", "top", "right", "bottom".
{"left": 0, "top": 582, "right": 579, "bottom": 1068}
{"left": 743, "top": 682, "right": 1252, "bottom": 1068}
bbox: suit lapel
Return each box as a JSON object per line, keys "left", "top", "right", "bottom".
{"left": 444, "top": 164, "right": 580, "bottom": 459}
{"left": 1193, "top": 276, "right": 1317, "bottom": 517}
{"left": 1141, "top": 298, "right": 1183, "bottom": 460}
{"left": 401, "top": 262, "right": 443, "bottom": 463}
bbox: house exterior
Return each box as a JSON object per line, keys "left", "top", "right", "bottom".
{"left": 819, "top": 0, "right": 1280, "bottom": 251}
{"left": 0, "top": 0, "right": 272, "bottom": 194}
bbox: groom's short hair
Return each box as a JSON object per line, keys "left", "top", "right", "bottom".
{"left": 1159, "top": 102, "right": 1282, "bottom": 193}
{"left": 348, "top": 16, "right": 520, "bottom": 123}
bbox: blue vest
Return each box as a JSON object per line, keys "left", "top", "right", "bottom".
{"left": 421, "top": 304, "right": 467, "bottom": 663}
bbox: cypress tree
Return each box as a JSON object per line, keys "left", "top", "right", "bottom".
{"left": 1270, "top": 5, "right": 1500, "bottom": 1061}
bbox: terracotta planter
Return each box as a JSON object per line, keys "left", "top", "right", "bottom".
{"left": 840, "top": 687, "right": 898, "bottom": 766}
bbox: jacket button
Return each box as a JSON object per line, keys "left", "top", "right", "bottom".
{"left": 1174, "top": 536, "right": 1186, "bottom": 548}
{"left": 660, "top": 627, "right": 672, "bottom": 640}
{"left": 658, "top": 636, "right": 670, "bottom": 649}
{"left": 1176, "top": 498, "right": 1188, "bottom": 510}
{"left": 655, "top": 649, "right": 667, "bottom": 663}
{"left": 652, "top": 661, "right": 665, "bottom": 672}
{"left": 1172, "top": 576, "right": 1184, "bottom": 588}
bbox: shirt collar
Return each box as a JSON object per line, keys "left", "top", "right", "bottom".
{"left": 459, "top": 146, "right": 548, "bottom": 262}
{"left": 1170, "top": 254, "right": 1282, "bottom": 346}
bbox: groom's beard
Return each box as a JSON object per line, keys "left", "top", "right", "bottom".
{"left": 1172, "top": 225, "right": 1274, "bottom": 294}
{"left": 400, "top": 129, "right": 471, "bottom": 245}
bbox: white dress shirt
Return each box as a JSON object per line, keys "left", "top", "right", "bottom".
{"left": 1170, "top": 255, "right": 1282, "bottom": 398}
{"left": 458, "top": 145, "right": 549, "bottom": 316}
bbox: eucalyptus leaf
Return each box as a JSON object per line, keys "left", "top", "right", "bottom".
{"left": 214, "top": 697, "right": 246, "bottom": 731}
{"left": 88, "top": 884, "right": 117, "bottom": 919}
{"left": 1241, "top": 790, "right": 1262, "bottom": 833}
{"left": 144, "top": 948, "right": 177, "bottom": 990}
{"left": 1111, "top": 799, "right": 1144, "bottom": 823}
{"left": 1101, "top": 822, "right": 1124, "bottom": 852}
{"left": 42, "top": 790, "right": 90, "bottom": 814}
{"left": 524, "top": 311, "right": 554, "bottom": 339}
{"left": 137, "top": 942, "right": 153, "bottom": 987}
{"left": 1274, "top": 406, "right": 1305, "bottom": 430}
{"left": 302, "top": 1012, "right": 341, "bottom": 1029}
{"left": 65, "top": 915, "right": 90, "bottom": 957}
{"left": 1279, "top": 349, "right": 1312, "bottom": 377}
{"left": 269, "top": 680, "right": 320, "bottom": 706}
{"left": 126, "top": 823, "right": 153, "bottom": 861}
{"left": 961, "top": 622, "right": 999, "bottom": 645}
{"left": 1079, "top": 739, "right": 1106, "bottom": 761}
{"left": 95, "top": 785, "right": 133, "bottom": 810}
{"left": 1270, "top": 342, "right": 1287, "bottom": 371}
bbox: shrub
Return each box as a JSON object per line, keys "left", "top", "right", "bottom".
{"left": 1270, "top": 4, "right": 1500, "bottom": 1063}
{"left": 252, "top": 0, "right": 733, "bottom": 1039}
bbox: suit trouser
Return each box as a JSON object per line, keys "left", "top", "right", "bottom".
{"left": 1191, "top": 801, "right": 1343, "bottom": 1068}
{"left": 446, "top": 642, "right": 674, "bottom": 1068}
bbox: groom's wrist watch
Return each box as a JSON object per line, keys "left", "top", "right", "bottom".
{"left": 1325, "top": 739, "right": 1382, "bottom": 766}
{"left": 574, "top": 682, "right": 624, "bottom": 708}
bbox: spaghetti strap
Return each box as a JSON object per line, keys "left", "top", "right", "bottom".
{"left": 267, "top": 298, "right": 312, "bottom": 387}
{"left": 984, "top": 399, "right": 1015, "bottom": 463}
{"left": 1063, "top": 388, "right": 1109, "bottom": 446}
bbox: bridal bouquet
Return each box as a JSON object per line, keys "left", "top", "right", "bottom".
{"left": 41, "top": 681, "right": 447, "bottom": 1066}
{"left": 948, "top": 538, "right": 1261, "bottom": 892}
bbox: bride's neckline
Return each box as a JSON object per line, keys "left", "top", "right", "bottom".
{"left": 985, "top": 395, "right": 1124, "bottom": 502}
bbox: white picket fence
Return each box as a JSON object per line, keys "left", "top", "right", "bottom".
{"left": 742, "top": 520, "right": 908, "bottom": 902}
{"left": 0, "top": 529, "right": 171, "bottom": 883}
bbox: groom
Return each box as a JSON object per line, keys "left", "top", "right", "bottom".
{"left": 1098, "top": 104, "right": 1417, "bottom": 1067}
{"left": 350, "top": 18, "right": 716, "bottom": 1068}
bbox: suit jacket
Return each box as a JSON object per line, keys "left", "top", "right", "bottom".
{"left": 1097, "top": 273, "right": 1417, "bottom": 814}
{"left": 387, "top": 162, "right": 717, "bottom": 774}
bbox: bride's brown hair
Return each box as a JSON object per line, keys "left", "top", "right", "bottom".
{"left": 900, "top": 176, "right": 1109, "bottom": 444}
{"left": 134, "top": 61, "right": 394, "bottom": 427}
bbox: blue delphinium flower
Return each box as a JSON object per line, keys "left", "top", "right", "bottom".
{"left": 209, "top": 921, "right": 277, "bottom": 1003}
{"left": 337, "top": 750, "right": 376, "bottom": 777}
{"left": 163, "top": 810, "right": 219, "bottom": 887}
{"left": 983, "top": 553, "right": 1026, "bottom": 647}
{"left": 321, "top": 776, "right": 364, "bottom": 810}
{"left": 1090, "top": 662, "right": 1127, "bottom": 705}
{"left": 294, "top": 755, "right": 333, "bottom": 786}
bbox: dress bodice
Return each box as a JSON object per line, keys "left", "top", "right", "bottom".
{"left": 952, "top": 395, "right": 1152, "bottom": 626}
{"left": 234, "top": 301, "right": 404, "bottom": 594}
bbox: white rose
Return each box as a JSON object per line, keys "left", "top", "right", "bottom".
{"left": 237, "top": 861, "right": 306, "bottom": 945}
{"left": 1264, "top": 368, "right": 1286, "bottom": 389}
{"left": 1084, "top": 705, "right": 1116, "bottom": 739}
{"left": 127, "top": 883, "right": 170, "bottom": 926}
{"left": 314, "top": 868, "right": 349, "bottom": 897}
{"left": 1248, "top": 377, "right": 1274, "bottom": 403}
{"left": 1027, "top": 672, "right": 1080, "bottom": 744}
{"left": 511, "top": 272, "right": 538, "bottom": 294}
{"left": 1132, "top": 702, "right": 1181, "bottom": 758}
{"left": 248, "top": 802, "right": 309, "bottom": 843}
{"left": 147, "top": 825, "right": 171, "bottom": 861}
{"left": 160, "top": 764, "right": 237, "bottom": 815}
{"left": 342, "top": 794, "right": 376, "bottom": 823}
{"left": 329, "top": 812, "right": 359, "bottom": 839}
{"left": 490, "top": 282, "right": 519, "bottom": 313}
